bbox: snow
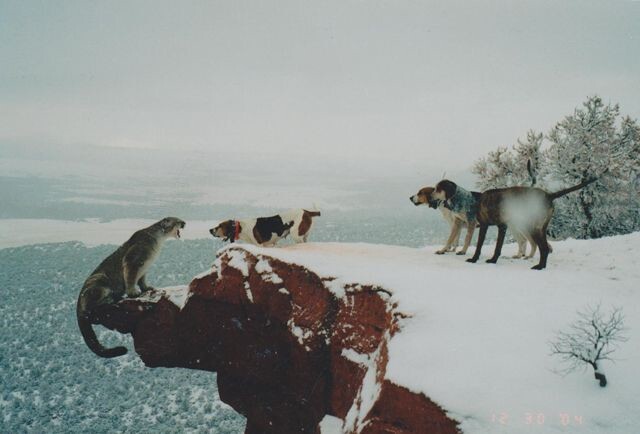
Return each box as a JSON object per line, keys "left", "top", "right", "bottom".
{"left": 287, "top": 318, "right": 313, "bottom": 347}
{"left": 225, "top": 249, "right": 249, "bottom": 277}
{"left": 0, "top": 218, "right": 216, "bottom": 249}
{"left": 343, "top": 332, "right": 388, "bottom": 433}
{"left": 136, "top": 286, "right": 190, "bottom": 310}
{"left": 233, "top": 233, "right": 640, "bottom": 434}
{"left": 244, "top": 282, "right": 254, "bottom": 303}
{"left": 319, "top": 415, "right": 345, "bottom": 434}
{"left": 162, "top": 286, "right": 191, "bottom": 310}
{"left": 255, "top": 257, "right": 284, "bottom": 284}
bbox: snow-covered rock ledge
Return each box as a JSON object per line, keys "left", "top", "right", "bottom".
{"left": 96, "top": 234, "right": 640, "bottom": 434}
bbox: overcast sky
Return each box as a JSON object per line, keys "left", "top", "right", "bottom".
{"left": 1, "top": 0, "right": 639, "bottom": 169}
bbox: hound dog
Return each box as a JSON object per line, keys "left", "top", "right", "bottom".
{"left": 466, "top": 178, "right": 596, "bottom": 270}
{"left": 210, "top": 209, "right": 320, "bottom": 246}
{"left": 414, "top": 181, "right": 550, "bottom": 259}
{"left": 430, "top": 180, "right": 481, "bottom": 255}
{"left": 410, "top": 183, "right": 478, "bottom": 255}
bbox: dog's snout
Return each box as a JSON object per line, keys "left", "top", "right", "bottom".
{"left": 209, "top": 228, "right": 215, "bottom": 235}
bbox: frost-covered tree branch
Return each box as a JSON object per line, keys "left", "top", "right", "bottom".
{"left": 472, "top": 130, "right": 544, "bottom": 190}
{"left": 473, "top": 95, "right": 640, "bottom": 240}
{"left": 550, "top": 305, "right": 628, "bottom": 387}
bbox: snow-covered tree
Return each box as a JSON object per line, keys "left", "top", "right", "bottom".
{"left": 472, "top": 130, "right": 545, "bottom": 190}
{"left": 549, "top": 305, "right": 627, "bottom": 387}
{"left": 546, "top": 96, "right": 640, "bottom": 238}
{"left": 472, "top": 146, "right": 513, "bottom": 190}
{"left": 513, "top": 130, "right": 545, "bottom": 187}
{"left": 473, "top": 96, "right": 640, "bottom": 239}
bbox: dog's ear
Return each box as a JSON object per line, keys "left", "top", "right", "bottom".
{"left": 436, "top": 180, "right": 457, "bottom": 199}
{"left": 219, "top": 220, "right": 232, "bottom": 242}
{"left": 228, "top": 221, "right": 236, "bottom": 243}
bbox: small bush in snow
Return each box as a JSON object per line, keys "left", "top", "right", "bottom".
{"left": 549, "top": 305, "right": 628, "bottom": 387}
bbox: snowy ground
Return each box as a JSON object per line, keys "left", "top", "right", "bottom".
{"left": 2, "top": 217, "right": 637, "bottom": 433}
{"left": 237, "top": 233, "right": 640, "bottom": 434}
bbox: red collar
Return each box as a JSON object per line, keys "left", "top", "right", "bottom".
{"left": 233, "top": 220, "right": 241, "bottom": 241}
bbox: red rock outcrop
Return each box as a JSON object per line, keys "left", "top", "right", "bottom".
{"left": 95, "top": 246, "right": 459, "bottom": 434}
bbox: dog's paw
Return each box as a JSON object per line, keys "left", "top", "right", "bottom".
{"left": 531, "top": 264, "right": 545, "bottom": 270}
{"left": 456, "top": 251, "right": 467, "bottom": 256}
{"left": 435, "top": 250, "right": 446, "bottom": 255}
{"left": 466, "top": 258, "right": 478, "bottom": 263}
{"left": 486, "top": 258, "right": 498, "bottom": 264}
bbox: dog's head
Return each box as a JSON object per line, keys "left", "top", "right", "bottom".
{"left": 209, "top": 220, "right": 236, "bottom": 242}
{"left": 433, "top": 179, "right": 458, "bottom": 201}
{"left": 410, "top": 187, "right": 440, "bottom": 209}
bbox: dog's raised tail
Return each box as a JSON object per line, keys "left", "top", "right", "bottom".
{"left": 304, "top": 209, "right": 321, "bottom": 217}
{"left": 527, "top": 159, "right": 537, "bottom": 187}
{"left": 548, "top": 177, "right": 598, "bottom": 201}
{"left": 77, "top": 300, "right": 127, "bottom": 358}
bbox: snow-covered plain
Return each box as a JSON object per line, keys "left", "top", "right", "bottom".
{"left": 235, "top": 234, "right": 640, "bottom": 434}
{"left": 0, "top": 219, "right": 216, "bottom": 249}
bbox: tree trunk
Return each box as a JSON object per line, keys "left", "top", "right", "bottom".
{"left": 593, "top": 362, "right": 607, "bottom": 387}
{"left": 579, "top": 189, "right": 594, "bottom": 239}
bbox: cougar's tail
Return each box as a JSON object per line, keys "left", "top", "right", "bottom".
{"left": 77, "top": 298, "right": 127, "bottom": 358}
{"left": 548, "top": 177, "right": 598, "bottom": 201}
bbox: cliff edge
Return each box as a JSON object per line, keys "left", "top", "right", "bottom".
{"left": 93, "top": 244, "right": 459, "bottom": 434}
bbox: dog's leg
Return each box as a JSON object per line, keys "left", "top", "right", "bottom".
{"left": 466, "top": 225, "right": 488, "bottom": 263}
{"left": 531, "top": 229, "right": 550, "bottom": 270}
{"left": 486, "top": 224, "right": 507, "bottom": 263}
{"left": 511, "top": 228, "right": 526, "bottom": 258}
{"left": 525, "top": 232, "right": 537, "bottom": 259}
{"left": 436, "top": 219, "right": 460, "bottom": 254}
{"left": 449, "top": 219, "right": 463, "bottom": 252}
{"left": 457, "top": 220, "right": 476, "bottom": 255}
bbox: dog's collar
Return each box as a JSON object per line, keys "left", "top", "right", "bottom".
{"left": 428, "top": 199, "right": 441, "bottom": 209}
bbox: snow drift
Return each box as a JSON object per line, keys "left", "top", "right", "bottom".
{"left": 93, "top": 234, "right": 640, "bottom": 433}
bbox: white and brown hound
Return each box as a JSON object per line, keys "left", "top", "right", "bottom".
{"left": 210, "top": 209, "right": 320, "bottom": 247}
{"left": 410, "top": 185, "right": 476, "bottom": 255}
